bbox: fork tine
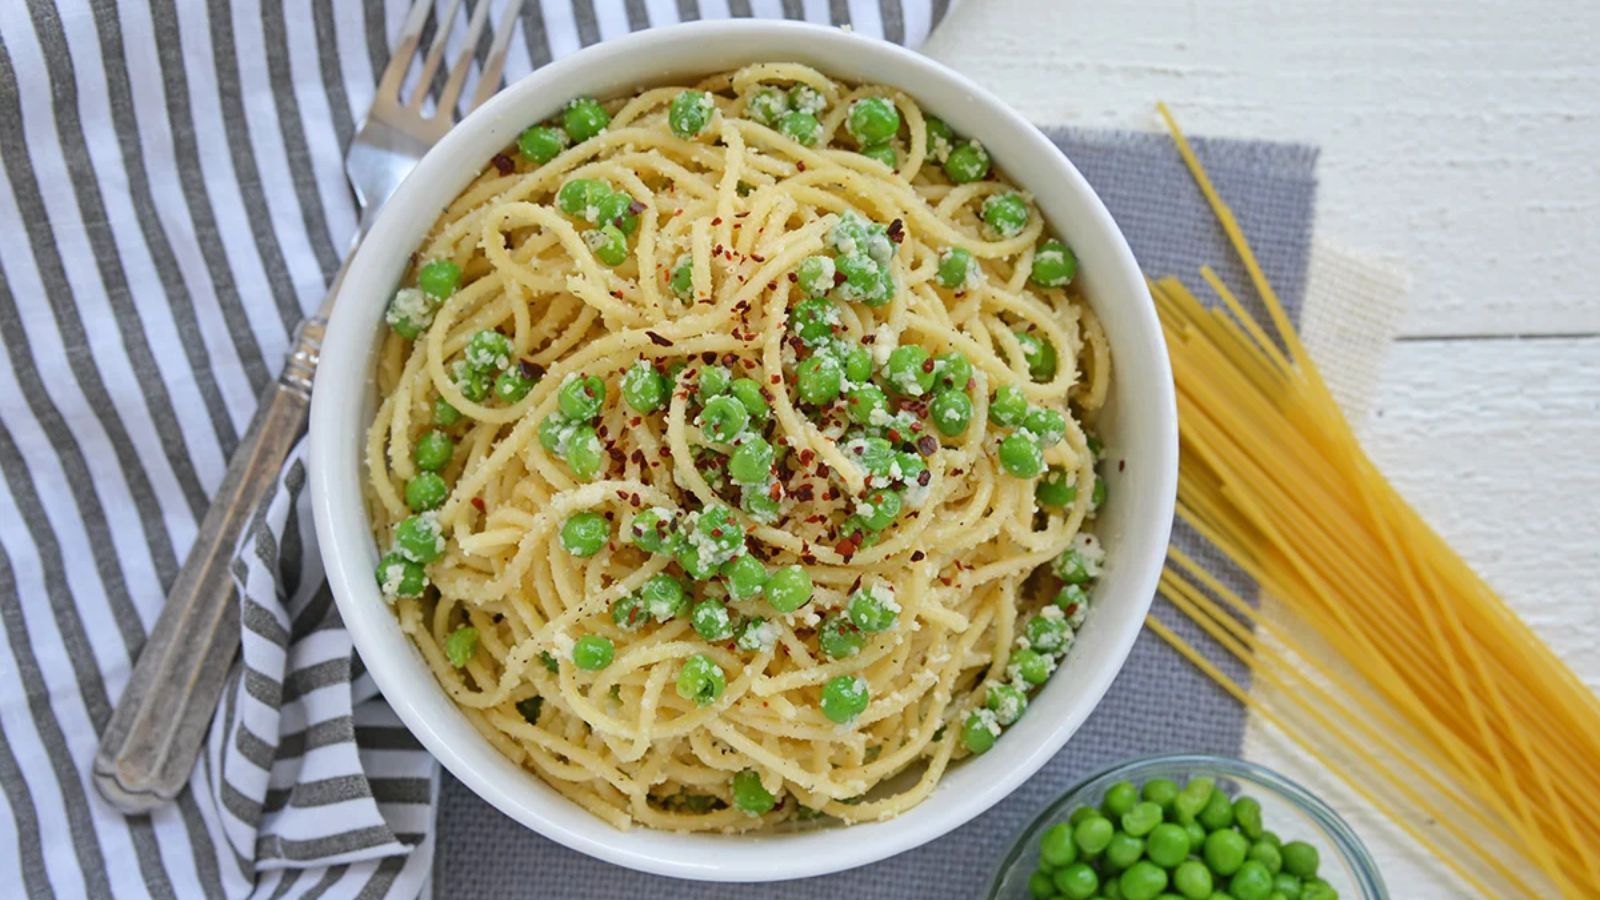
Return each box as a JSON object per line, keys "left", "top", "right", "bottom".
{"left": 408, "top": 0, "right": 466, "bottom": 111}
{"left": 436, "top": 0, "right": 497, "bottom": 117}
{"left": 470, "top": 0, "right": 525, "bottom": 112}
{"left": 376, "top": 0, "right": 434, "bottom": 105}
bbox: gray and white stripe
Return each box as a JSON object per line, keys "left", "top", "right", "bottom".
{"left": 0, "top": 1, "right": 948, "bottom": 897}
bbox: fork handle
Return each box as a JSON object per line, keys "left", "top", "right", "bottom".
{"left": 93, "top": 315, "right": 327, "bottom": 813}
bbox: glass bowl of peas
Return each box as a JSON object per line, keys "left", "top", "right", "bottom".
{"left": 987, "top": 754, "right": 1386, "bottom": 900}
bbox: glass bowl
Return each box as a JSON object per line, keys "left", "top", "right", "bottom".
{"left": 987, "top": 753, "right": 1387, "bottom": 899}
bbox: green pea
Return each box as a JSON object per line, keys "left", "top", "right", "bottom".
{"left": 564, "top": 424, "right": 604, "bottom": 479}
{"left": 944, "top": 140, "right": 990, "bottom": 183}
{"left": 861, "top": 142, "right": 897, "bottom": 168}
{"left": 1037, "top": 467, "right": 1077, "bottom": 508}
{"left": 936, "top": 247, "right": 975, "bottom": 289}
{"left": 1032, "top": 238, "right": 1078, "bottom": 288}
{"left": 1040, "top": 821, "right": 1079, "bottom": 867}
{"left": 1230, "top": 796, "right": 1264, "bottom": 838}
{"left": 571, "top": 634, "right": 614, "bottom": 670}
{"left": 1300, "top": 880, "right": 1337, "bottom": 900}
{"left": 559, "top": 511, "right": 609, "bottom": 557}
{"left": 669, "top": 254, "right": 695, "bottom": 301}
{"left": 556, "top": 177, "right": 610, "bottom": 218}
{"left": 1073, "top": 815, "right": 1114, "bottom": 855}
{"left": 413, "top": 429, "right": 454, "bottom": 471}
{"left": 999, "top": 432, "right": 1044, "bottom": 478}
{"left": 1258, "top": 830, "right": 1281, "bottom": 848}
{"left": 1173, "top": 860, "right": 1214, "bottom": 900}
{"left": 611, "top": 594, "right": 645, "bottom": 631}
{"left": 563, "top": 96, "right": 610, "bottom": 142}
{"left": 788, "top": 84, "right": 825, "bottom": 115}
{"left": 846, "top": 587, "right": 898, "bottom": 633}
{"left": 986, "top": 682, "right": 1027, "bottom": 725}
{"left": 1069, "top": 806, "right": 1099, "bottom": 827}
{"left": 1054, "top": 861, "right": 1099, "bottom": 900}
{"left": 1198, "top": 787, "right": 1235, "bottom": 831}
{"left": 375, "top": 551, "right": 426, "bottom": 598}
{"left": 691, "top": 599, "right": 734, "bottom": 641}
{"left": 961, "top": 711, "right": 996, "bottom": 754}
{"left": 538, "top": 412, "right": 570, "bottom": 454}
{"left": 1249, "top": 841, "right": 1283, "bottom": 875}
{"left": 982, "top": 192, "right": 1030, "bottom": 238}
{"left": 765, "top": 564, "right": 813, "bottom": 613}
{"left": 594, "top": 190, "right": 639, "bottom": 235}
{"left": 676, "top": 543, "right": 718, "bottom": 581}
{"left": 989, "top": 383, "right": 1028, "bottom": 427}
{"left": 676, "top": 653, "right": 725, "bottom": 705}
{"left": 640, "top": 574, "right": 688, "bottom": 621}
{"left": 1182, "top": 820, "right": 1207, "bottom": 851}
{"left": 1024, "top": 613, "right": 1072, "bottom": 653}
{"left": 405, "top": 472, "right": 449, "bottom": 512}
{"left": 1120, "top": 861, "right": 1169, "bottom": 900}
{"left": 1105, "top": 831, "right": 1145, "bottom": 871}
{"left": 857, "top": 488, "right": 902, "bottom": 531}
{"left": 742, "top": 486, "right": 781, "bottom": 523}
{"left": 1172, "top": 778, "right": 1212, "bottom": 823}
{"left": 585, "top": 223, "right": 629, "bottom": 266}
{"left": 627, "top": 507, "right": 677, "bottom": 554}
{"left": 1280, "top": 841, "right": 1319, "bottom": 879}
{"left": 734, "top": 616, "right": 776, "bottom": 652}
{"left": 1146, "top": 822, "right": 1191, "bottom": 868}
{"left": 1142, "top": 777, "right": 1180, "bottom": 811}
{"left": 493, "top": 366, "right": 537, "bottom": 404}
{"left": 618, "top": 361, "right": 666, "bottom": 413}
{"left": 840, "top": 385, "right": 886, "bottom": 428}
{"left": 716, "top": 379, "right": 763, "bottom": 423}
{"left": 885, "top": 345, "right": 934, "bottom": 397}
{"left": 834, "top": 253, "right": 884, "bottom": 306}
{"left": 1228, "top": 861, "right": 1273, "bottom": 900}
{"left": 1025, "top": 407, "right": 1067, "bottom": 447}
{"left": 817, "top": 612, "right": 865, "bottom": 659}
{"left": 924, "top": 115, "right": 954, "bottom": 163}
{"left": 693, "top": 505, "right": 744, "bottom": 556}
{"left": 720, "top": 553, "right": 768, "bottom": 601}
{"left": 796, "top": 354, "right": 843, "bottom": 404}
{"left": 1272, "top": 873, "right": 1303, "bottom": 900}
{"left": 695, "top": 365, "right": 731, "bottom": 404}
{"left": 1121, "top": 801, "right": 1164, "bottom": 837}
{"left": 418, "top": 259, "right": 461, "bottom": 299}
{"left": 929, "top": 389, "right": 973, "bottom": 437}
{"left": 746, "top": 86, "right": 789, "bottom": 126}
{"left": 394, "top": 514, "right": 444, "bottom": 563}
{"left": 1054, "top": 547, "right": 1097, "bottom": 584}
{"left": 668, "top": 89, "right": 715, "bottom": 138}
{"left": 454, "top": 363, "right": 489, "bottom": 402}
{"left": 731, "top": 769, "right": 774, "bottom": 816}
{"left": 728, "top": 436, "right": 774, "bottom": 485}
{"left": 700, "top": 394, "right": 750, "bottom": 444}
{"left": 894, "top": 451, "right": 927, "bottom": 485}
{"left": 462, "top": 330, "right": 511, "bottom": 373}
{"left": 777, "top": 110, "right": 820, "bottom": 146}
{"left": 445, "top": 626, "right": 478, "bottom": 668}
{"left": 819, "top": 674, "right": 869, "bottom": 724}
{"left": 1204, "top": 829, "right": 1250, "bottom": 876}
{"left": 558, "top": 374, "right": 606, "bottom": 421}
{"left": 795, "top": 255, "right": 836, "bottom": 297}
{"left": 1015, "top": 330, "right": 1059, "bottom": 381}
{"left": 1102, "top": 780, "right": 1139, "bottom": 818}
{"left": 1011, "top": 647, "right": 1053, "bottom": 685}
{"left": 790, "top": 296, "right": 839, "bottom": 346}
{"left": 844, "top": 97, "right": 899, "bottom": 146}
{"left": 517, "top": 124, "right": 568, "bottom": 163}
{"left": 433, "top": 397, "right": 461, "bottom": 427}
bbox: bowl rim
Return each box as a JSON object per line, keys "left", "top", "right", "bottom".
{"left": 985, "top": 753, "right": 1389, "bottom": 899}
{"left": 309, "top": 18, "right": 1178, "bottom": 882}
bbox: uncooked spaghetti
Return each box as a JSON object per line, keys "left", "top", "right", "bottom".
{"left": 365, "top": 63, "right": 1111, "bottom": 831}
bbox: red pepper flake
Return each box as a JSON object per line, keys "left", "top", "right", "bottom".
{"left": 712, "top": 244, "right": 724, "bottom": 256}
{"left": 862, "top": 334, "right": 876, "bottom": 344}
{"left": 1119, "top": 460, "right": 1126, "bottom": 471}
{"left": 628, "top": 199, "right": 646, "bottom": 215}
{"left": 1065, "top": 603, "right": 1081, "bottom": 617}
{"left": 911, "top": 550, "right": 926, "bottom": 562}
{"left": 770, "top": 374, "right": 782, "bottom": 385}
{"left": 921, "top": 357, "right": 935, "bottom": 373}
{"left": 833, "top": 270, "right": 847, "bottom": 286}
{"left": 630, "top": 449, "right": 646, "bottom": 465}
{"left": 801, "top": 553, "right": 818, "bottom": 566}
{"left": 836, "top": 537, "right": 858, "bottom": 558}
{"left": 630, "top": 416, "right": 642, "bottom": 427}
{"left": 940, "top": 576, "right": 953, "bottom": 586}
{"left": 886, "top": 429, "right": 901, "bottom": 444}
{"left": 471, "top": 496, "right": 486, "bottom": 512}
{"left": 712, "top": 217, "right": 723, "bottom": 226}
{"left": 518, "top": 359, "right": 545, "bottom": 381}
{"left": 751, "top": 253, "right": 766, "bottom": 263}
{"left": 767, "top": 281, "right": 778, "bottom": 291}
{"left": 916, "top": 435, "right": 938, "bottom": 456}
{"left": 917, "top": 470, "right": 932, "bottom": 487}
{"left": 886, "top": 218, "right": 904, "bottom": 243}
{"left": 787, "top": 272, "right": 798, "bottom": 283}
{"left": 645, "top": 331, "right": 674, "bottom": 347}
{"left": 611, "top": 289, "right": 625, "bottom": 299}
{"left": 616, "top": 489, "right": 631, "bottom": 500}
{"left": 674, "top": 208, "right": 684, "bottom": 217}
{"left": 702, "top": 351, "right": 719, "bottom": 365}
{"left": 596, "top": 425, "right": 609, "bottom": 438}
{"left": 796, "top": 161, "right": 806, "bottom": 171}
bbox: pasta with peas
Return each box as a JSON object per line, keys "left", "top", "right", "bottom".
{"left": 366, "top": 62, "right": 1112, "bottom": 831}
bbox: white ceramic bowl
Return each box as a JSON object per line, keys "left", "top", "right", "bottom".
{"left": 309, "top": 19, "right": 1176, "bottom": 883}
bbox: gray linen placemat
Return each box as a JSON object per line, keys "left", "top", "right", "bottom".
{"left": 433, "top": 128, "right": 1320, "bottom": 899}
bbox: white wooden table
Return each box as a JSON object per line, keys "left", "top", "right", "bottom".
{"left": 926, "top": 2, "right": 1600, "bottom": 894}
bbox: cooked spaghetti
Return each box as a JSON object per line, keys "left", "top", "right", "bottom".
{"left": 364, "top": 63, "right": 1111, "bottom": 831}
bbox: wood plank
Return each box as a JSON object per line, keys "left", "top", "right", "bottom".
{"left": 925, "top": 0, "right": 1600, "bottom": 338}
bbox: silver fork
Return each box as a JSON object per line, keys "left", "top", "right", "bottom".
{"left": 94, "top": 0, "right": 525, "bottom": 814}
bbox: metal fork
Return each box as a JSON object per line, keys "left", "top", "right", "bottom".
{"left": 94, "top": 0, "right": 525, "bottom": 813}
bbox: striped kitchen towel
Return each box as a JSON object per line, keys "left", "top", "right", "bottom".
{"left": 0, "top": 2, "right": 948, "bottom": 899}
